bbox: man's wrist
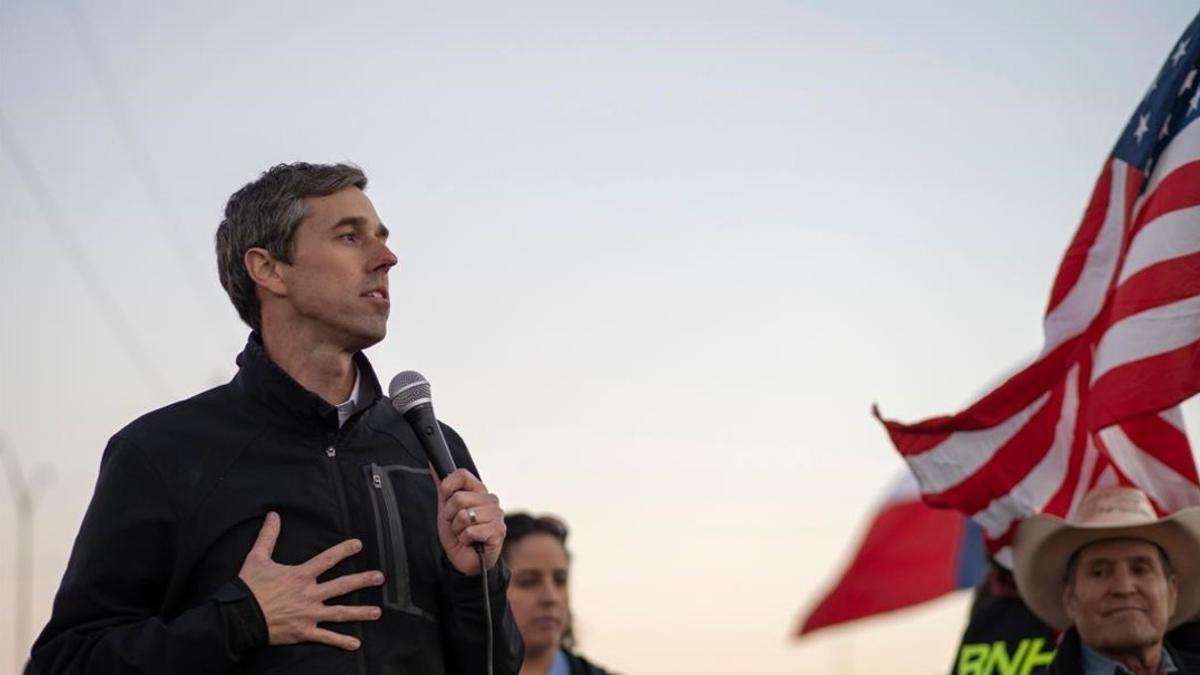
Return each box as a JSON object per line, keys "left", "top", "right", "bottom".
{"left": 214, "top": 578, "right": 270, "bottom": 652}
{"left": 443, "top": 555, "right": 508, "bottom": 599}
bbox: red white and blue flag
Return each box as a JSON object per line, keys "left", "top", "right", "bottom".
{"left": 876, "top": 13, "right": 1200, "bottom": 567}
{"left": 797, "top": 471, "right": 986, "bottom": 636}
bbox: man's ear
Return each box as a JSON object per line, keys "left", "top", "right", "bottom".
{"left": 244, "top": 247, "right": 288, "bottom": 297}
{"left": 1062, "top": 583, "right": 1079, "bottom": 625}
{"left": 1165, "top": 572, "right": 1178, "bottom": 618}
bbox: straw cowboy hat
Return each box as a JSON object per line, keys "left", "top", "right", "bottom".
{"left": 1012, "top": 486, "right": 1200, "bottom": 630}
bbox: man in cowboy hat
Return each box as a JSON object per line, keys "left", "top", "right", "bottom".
{"left": 1013, "top": 486, "right": 1200, "bottom": 674}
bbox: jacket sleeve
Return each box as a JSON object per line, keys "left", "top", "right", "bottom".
{"left": 438, "top": 424, "right": 524, "bottom": 675}
{"left": 438, "top": 560, "right": 524, "bottom": 675}
{"left": 31, "top": 436, "right": 268, "bottom": 674}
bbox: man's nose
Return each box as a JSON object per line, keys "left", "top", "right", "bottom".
{"left": 1109, "top": 567, "right": 1137, "bottom": 594}
{"left": 373, "top": 241, "right": 398, "bottom": 272}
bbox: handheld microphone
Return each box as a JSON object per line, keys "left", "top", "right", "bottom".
{"left": 388, "top": 370, "right": 457, "bottom": 479}
{"left": 387, "top": 370, "right": 481, "bottom": 554}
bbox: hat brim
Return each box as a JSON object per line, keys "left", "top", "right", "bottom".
{"left": 1012, "top": 507, "right": 1200, "bottom": 630}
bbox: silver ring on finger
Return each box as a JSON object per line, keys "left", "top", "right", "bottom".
{"left": 467, "top": 508, "right": 478, "bottom": 525}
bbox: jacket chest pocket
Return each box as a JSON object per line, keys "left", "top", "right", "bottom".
{"left": 363, "top": 462, "right": 440, "bottom": 622}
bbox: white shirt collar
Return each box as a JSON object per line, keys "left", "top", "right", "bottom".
{"left": 1081, "top": 642, "right": 1177, "bottom": 675}
{"left": 335, "top": 368, "right": 361, "bottom": 427}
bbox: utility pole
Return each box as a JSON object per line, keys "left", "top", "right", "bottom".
{"left": 1, "top": 441, "right": 54, "bottom": 674}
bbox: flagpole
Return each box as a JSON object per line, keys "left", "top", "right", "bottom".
{"left": 1, "top": 441, "right": 54, "bottom": 674}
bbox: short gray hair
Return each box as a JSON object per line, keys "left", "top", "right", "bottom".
{"left": 215, "top": 162, "right": 367, "bottom": 331}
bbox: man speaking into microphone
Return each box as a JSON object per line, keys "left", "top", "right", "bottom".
{"left": 31, "top": 162, "right": 522, "bottom": 674}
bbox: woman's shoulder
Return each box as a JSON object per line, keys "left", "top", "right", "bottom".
{"left": 562, "top": 648, "right": 617, "bottom": 675}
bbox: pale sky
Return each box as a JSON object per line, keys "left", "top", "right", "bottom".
{"left": 2, "top": 2, "right": 1199, "bottom": 673}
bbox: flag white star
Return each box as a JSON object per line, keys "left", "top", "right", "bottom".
{"left": 1160, "top": 114, "right": 1172, "bottom": 139}
{"left": 1182, "top": 69, "right": 1198, "bottom": 95}
{"left": 1190, "top": 89, "right": 1200, "bottom": 114}
{"left": 1134, "top": 113, "right": 1151, "bottom": 142}
{"left": 1173, "top": 37, "right": 1191, "bottom": 66}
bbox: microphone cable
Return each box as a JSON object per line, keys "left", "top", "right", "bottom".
{"left": 476, "top": 545, "right": 494, "bottom": 675}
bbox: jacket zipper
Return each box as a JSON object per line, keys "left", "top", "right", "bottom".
{"left": 366, "top": 463, "right": 435, "bottom": 621}
{"left": 324, "top": 443, "right": 369, "bottom": 675}
{"left": 366, "top": 465, "right": 400, "bottom": 608}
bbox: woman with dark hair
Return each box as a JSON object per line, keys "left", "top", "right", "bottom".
{"left": 502, "top": 513, "right": 615, "bottom": 675}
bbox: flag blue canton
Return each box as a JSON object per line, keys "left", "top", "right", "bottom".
{"left": 954, "top": 518, "right": 987, "bottom": 590}
{"left": 1112, "top": 12, "right": 1200, "bottom": 177}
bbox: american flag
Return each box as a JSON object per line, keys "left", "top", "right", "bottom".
{"left": 875, "top": 12, "right": 1200, "bottom": 568}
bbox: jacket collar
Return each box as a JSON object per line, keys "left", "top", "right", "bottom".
{"left": 1056, "top": 627, "right": 1183, "bottom": 675}
{"left": 233, "top": 332, "right": 383, "bottom": 428}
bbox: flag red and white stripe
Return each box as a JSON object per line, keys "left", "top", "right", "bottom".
{"left": 876, "top": 16, "right": 1200, "bottom": 567}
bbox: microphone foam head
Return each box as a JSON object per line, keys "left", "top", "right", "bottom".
{"left": 389, "top": 370, "right": 432, "bottom": 414}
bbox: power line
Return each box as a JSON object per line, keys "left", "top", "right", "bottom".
{"left": 62, "top": 0, "right": 223, "bottom": 329}
{"left": 0, "top": 112, "right": 172, "bottom": 399}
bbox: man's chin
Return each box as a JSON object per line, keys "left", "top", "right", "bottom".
{"left": 344, "top": 325, "right": 387, "bottom": 352}
{"left": 1088, "top": 622, "right": 1163, "bottom": 653}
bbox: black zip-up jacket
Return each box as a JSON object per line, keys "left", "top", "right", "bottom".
{"left": 31, "top": 335, "right": 523, "bottom": 674}
{"left": 1039, "top": 624, "right": 1200, "bottom": 674}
